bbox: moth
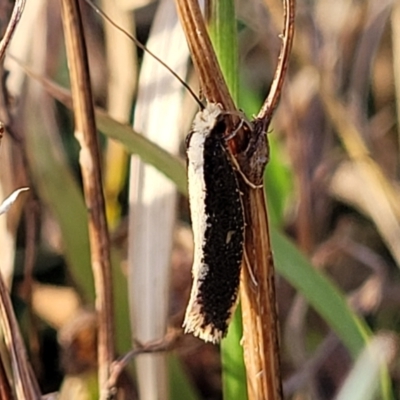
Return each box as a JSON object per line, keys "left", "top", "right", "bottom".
{"left": 84, "top": 0, "right": 247, "bottom": 344}
{"left": 184, "top": 103, "right": 245, "bottom": 343}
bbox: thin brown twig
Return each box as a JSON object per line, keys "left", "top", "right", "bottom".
{"left": 257, "top": 0, "right": 295, "bottom": 129}
{"left": 0, "top": 0, "right": 26, "bottom": 63}
{"left": 107, "top": 329, "right": 181, "bottom": 390}
{"left": 59, "top": 0, "right": 115, "bottom": 398}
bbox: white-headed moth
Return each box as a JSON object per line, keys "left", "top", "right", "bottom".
{"left": 82, "top": 0, "right": 246, "bottom": 344}
{"left": 184, "top": 103, "right": 245, "bottom": 343}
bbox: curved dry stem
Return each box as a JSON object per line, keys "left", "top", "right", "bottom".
{"left": 257, "top": 0, "right": 295, "bottom": 129}
{"left": 60, "top": 0, "right": 115, "bottom": 398}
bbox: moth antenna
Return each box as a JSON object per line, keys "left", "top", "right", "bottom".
{"left": 84, "top": 0, "right": 204, "bottom": 110}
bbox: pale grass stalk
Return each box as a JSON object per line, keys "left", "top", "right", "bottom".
{"left": 127, "top": 1, "right": 191, "bottom": 399}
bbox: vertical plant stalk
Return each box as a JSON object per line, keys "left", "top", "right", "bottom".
{"left": 59, "top": 0, "right": 115, "bottom": 398}
{"left": 127, "top": 1, "right": 191, "bottom": 399}
{"left": 175, "top": 0, "right": 235, "bottom": 110}
{"left": 239, "top": 1, "right": 295, "bottom": 399}
{"left": 239, "top": 190, "right": 281, "bottom": 400}
{"left": 175, "top": 0, "right": 294, "bottom": 398}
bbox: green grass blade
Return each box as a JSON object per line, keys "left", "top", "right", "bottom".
{"left": 272, "top": 229, "right": 370, "bottom": 355}
{"left": 95, "top": 109, "right": 188, "bottom": 196}
{"left": 208, "top": 0, "right": 239, "bottom": 102}
{"left": 221, "top": 307, "right": 247, "bottom": 400}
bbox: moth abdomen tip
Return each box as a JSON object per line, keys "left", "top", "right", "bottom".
{"left": 183, "top": 317, "right": 225, "bottom": 344}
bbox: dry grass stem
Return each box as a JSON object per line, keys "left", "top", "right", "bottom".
{"left": 59, "top": 0, "right": 115, "bottom": 398}
{"left": 238, "top": 1, "right": 295, "bottom": 398}
{"left": 174, "top": 0, "right": 235, "bottom": 110}
{"left": 108, "top": 329, "right": 181, "bottom": 390}
{"left": 239, "top": 189, "right": 283, "bottom": 400}
{"left": 257, "top": 0, "right": 295, "bottom": 128}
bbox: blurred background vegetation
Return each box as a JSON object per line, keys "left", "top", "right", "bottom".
{"left": 0, "top": 0, "right": 400, "bottom": 399}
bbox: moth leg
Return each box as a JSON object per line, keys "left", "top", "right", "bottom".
{"left": 225, "top": 118, "right": 245, "bottom": 141}
{"left": 223, "top": 114, "right": 253, "bottom": 141}
{"left": 223, "top": 119, "right": 264, "bottom": 189}
{"left": 229, "top": 153, "right": 264, "bottom": 190}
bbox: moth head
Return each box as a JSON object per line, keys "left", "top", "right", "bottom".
{"left": 191, "top": 103, "right": 224, "bottom": 137}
